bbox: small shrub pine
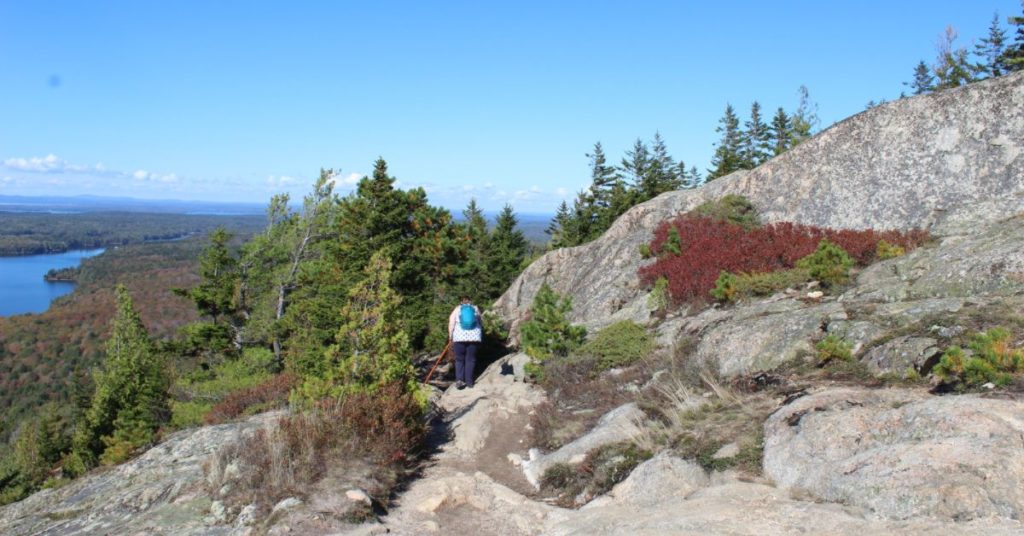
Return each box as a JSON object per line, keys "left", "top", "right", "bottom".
{"left": 816, "top": 334, "right": 853, "bottom": 365}
{"left": 520, "top": 283, "right": 587, "bottom": 380}
{"left": 933, "top": 328, "right": 1024, "bottom": 388}
{"left": 796, "top": 239, "right": 854, "bottom": 287}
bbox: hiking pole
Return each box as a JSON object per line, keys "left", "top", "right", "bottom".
{"left": 424, "top": 340, "right": 453, "bottom": 385}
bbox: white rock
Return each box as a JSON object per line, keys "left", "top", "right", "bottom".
{"left": 507, "top": 453, "right": 523, "bottom": 467}
{"left": 272, "top": 497, "right": 303, "bottom": 513}
{"left": 235, "top": 503, "right": 258, "bottom": 527}
{"left": 345, "top": 488, "right": 373, "bottom": 505}
{"left": 711, "top": 442, "right": 740, "bottom": 460}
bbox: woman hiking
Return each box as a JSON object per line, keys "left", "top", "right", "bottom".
{"left": 448, "top": 296, "right": 482, "bottom": 389}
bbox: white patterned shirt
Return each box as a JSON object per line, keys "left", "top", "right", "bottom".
{"left": 448, "top": 305, "right": 483, "bottom": 342}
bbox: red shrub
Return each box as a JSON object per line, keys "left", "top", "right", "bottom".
{"left": 204, "top": 373, "right": 298, "bottom": 425}
{"left": 639, "top": 215, "right": 929, "bottom": 303}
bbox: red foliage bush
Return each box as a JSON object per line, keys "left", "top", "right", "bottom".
{"left": 639, "top": 215, "right": 929, "bottom": 303}
{"left": 204, "top": 373, "right": 298, "bottom": 425}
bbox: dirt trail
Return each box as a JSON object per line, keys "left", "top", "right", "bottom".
{"left": 365, "top": 353, "right": 557, "bottom": 535}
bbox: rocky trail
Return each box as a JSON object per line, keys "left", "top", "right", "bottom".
{"left": 358, "top": 353, "right": 1024, "bottom": 536}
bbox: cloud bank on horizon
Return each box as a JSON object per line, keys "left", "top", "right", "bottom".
{"left": 0, "top": 154, "right": 574, "bottom": 213}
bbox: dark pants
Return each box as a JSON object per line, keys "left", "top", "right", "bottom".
{"left": 453, "top": 341, "right": 479, "bottom": 386}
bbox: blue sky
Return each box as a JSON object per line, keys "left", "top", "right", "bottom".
{"left": 1, "top": 1, "right": 1019, "bottom": 213}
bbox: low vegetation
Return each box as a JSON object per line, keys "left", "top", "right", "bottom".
{"left": 636, "top": 374, "right": 776, "bottom": 475}
{"left": 207, "top": 382, "right": 426, "bottom": 516}
{"left": 933, "top": 327, "right": 1024, "bottom": 389}
{"left": 639, "top": 196, "right": 929, "bottom": 305}
{"left": 540, "top": 442, "right": 652, "bottom": 507}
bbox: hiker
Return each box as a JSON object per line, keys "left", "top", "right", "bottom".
{"left": 448, "top": 296, "right": 482, "bottom": 389}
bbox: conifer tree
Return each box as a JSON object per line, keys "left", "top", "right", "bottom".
{"left": 294, "top": 252, "right": 418, "bottom": 402}
{"left": 975, "top": 12, "right": 1008, "bottom": 77}
{"left": 620, "top": 138, "right": 651, "bottom": 190}
{"left": 187, "top": 228, "right": 238, "bottom": 322}
{"left": 520, "top": 283, "right": 587, "bottom": 375}
{"left": 638, "top": 132, "right": 682, "bottom": 200}
{"left": 484, "top": 205, "right": 528, "bottom": 299}
{"left": 906, "top": 61, "right": 936, "bottom": 95}
{"left": 741, "top": 102, "right": 772, "bottom": 168}
{"left": 790, "top": 86, "right": 819, "bottom": 146}
{"left": 1003, "top": 4, "right": 1024, "bottom": 72}
{"left": 933, "top": 26, "right": 977, "bottom": 90}
{"left": 769, "top": 107, "right": 792, "bottom": 156}
{"left": 586, "top": 142, "right": 619, "bottom": 212}
{"left": 70, "top": 286, "right": 168, "bottom": 472}
{"left": 708, "top": 104, "right": 744, "bottom": 180}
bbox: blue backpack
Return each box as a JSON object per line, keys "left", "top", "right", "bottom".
{"left": 459, "top": 304, "right": 478, "bottom": 330}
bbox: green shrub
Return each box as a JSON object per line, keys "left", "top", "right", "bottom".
{"left": 170, "top": 400, "right": 213, "bottom": 428}
{"left": 647, "top": 276, "right": 670, "bottom": 312}
{"left": 171, "top": 347, "right": 276, "bottom": 427}
{"left": 639, "top": 243, "right": 652, "bottom": 259}
{"left": 577, "top": 321, "right": 654, "bottom": 371}
{"left": 796, "top": 239, "right": 854, "bottom": 287}
{"left": 521, "top": 283, "right": 587, "bottom": 380}
{"left": 876, "top": 239, "right": 906, "bottom": 260}
{"left": 933, "top": 328, "right": 1023, "bottom": 388}
{"left": 816, "top": 335, "right": 853, "bottom": 365}
{"left": 693, "top": 194, "right": 760, "bottom": 229}
{"left": 712, "top": 268, "right": 811, "bottom": 302}
{"left": 663, "top": 227, "right": 683, "bottom": 255}
{"left": 710, "top": 271, "right": 739, "bottom": 302}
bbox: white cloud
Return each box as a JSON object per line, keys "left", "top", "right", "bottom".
{"left": 133, "top": 169, "right": 150, "bottom": 180}
{"left": 555, "top": 187, "right": 569, "bottom": 197}
{"left": 3, "top": 154, "right": 104, "bottom": 173}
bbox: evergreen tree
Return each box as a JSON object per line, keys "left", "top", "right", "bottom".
{"left": 294, "top": 251, "right": 418, "bottom": 402}
{"left": 519, "top": 283, "right": 587, "bottom": 377}
{"left": 769, "top": 107, "right": 792, "bottom": 156}
{"left": 177, "top": 228, "right": 238, "bottom": 323}
{"left": 70, "top": 286, "right": 168, "bottom": 472}
{"left": 708, "top": 104, "right": 744, "bottom": 180}
{"left": 638, "top": 132, "right": 682, "bottom": 200}
{"left": 619, "top": 138, "right": 651, "bottom": 190}
{"left": 975, "top": 12, "right": 1008, "bottom": 77}
{"left": 790, "top": 86, "right": 819, "bottom": 145}
{"left": 484, "top": 205, "right": 529, "bottom": 300}
{"left": 1004, "top": 4, "right": 1024, "bottom": 72}
{"left": 586, "top": 142, "right": 619, "bottom": 212}
{"left": 741, "top": 102, "right": 772, "bottom": 168}
{"left": 547, "top": 200, "right": 572, "bottom": 245}
{"left": 906, "top": 60, "right": 936, "bottom": 95}
{"left": 933, "top": 26, "right": 977, "bottom": 90}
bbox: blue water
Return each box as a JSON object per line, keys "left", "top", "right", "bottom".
{"left": 0, "top": 249, "right": 105, "bottom": 316}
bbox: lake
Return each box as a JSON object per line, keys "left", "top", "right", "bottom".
{"left": 0, "top": 249, "right": 105, "bottom": 317}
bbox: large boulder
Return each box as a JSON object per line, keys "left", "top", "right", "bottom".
{"left": 764, "top": 388, "right": 1024, "bottom": 521}
{"left": 494, "top": 73, "right": 1024, "bottom": 337}
{"left": 0, "top": 412, "right": 281, "bottom": 536}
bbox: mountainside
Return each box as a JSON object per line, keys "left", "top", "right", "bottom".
{"left": 4, "top": 74, "right": 1024, "bottom": 536}
{"left": 494, "top": 72, "right": 1024, "bottom": 335}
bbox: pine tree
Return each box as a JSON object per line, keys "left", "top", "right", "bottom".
{"left": 741, "top": 102, "right": 772, "bottom": 168}
{"left": 519, "top": 283, "right": 587, "bottom": 377}
{"left": 708, "top": 104, "right": 744, "bottom": 180}
{"left": 620, "top": 138, "right": 651, "bottom": 190}
{"left": 294, "top": 251, "right": 418, "bottom": 402}
{"left": 70, "top": 286, "right": 168, "bottom": 472}
{"left": 484, "top": 205, "right": 528, "bottom": 299}
{"left": 181, "top": 228, "right": 238, "bottom": 323}
{"left": 1004, "top": 4, "right": 1024, "bottom": 72}
{"left": 637, "top": 132, "right": 682, "bottom": 200}
{"left": 975, "top": 12, "right": 1008, "bottom": 77}
{"left": 586, "top": 142, "right": 619, "bottom": 212}
{"left": 906, "top": 61, "right": 936, "bottom": 95}
{"left": 933, "top": 26, "right": 977, "bottom": 89}
{"left": 546, "top": 200, "right": 575, "bottom": 249}
{"left": 769, "top": 107, "right": 792, "bottom": 156}
{"left": 790, "top": 86, "right": 819, "bottom": 146}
